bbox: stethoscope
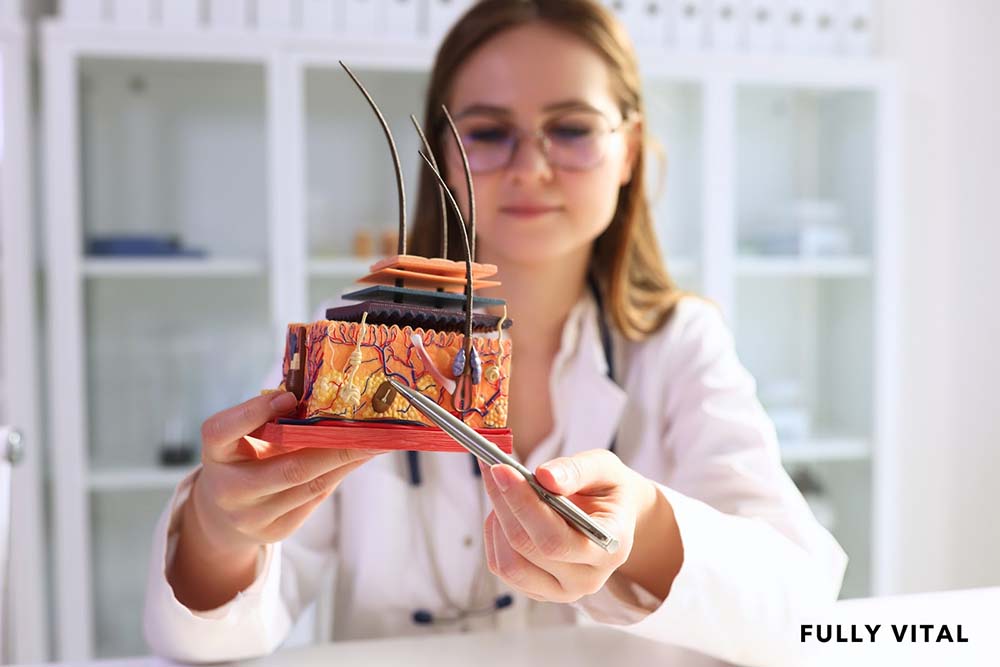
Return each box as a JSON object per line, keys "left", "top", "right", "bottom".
{"left": 409, "top": 275, "right": 618, "bottom": 626}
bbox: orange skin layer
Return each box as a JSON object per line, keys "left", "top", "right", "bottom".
{"left": 281, "top": 320, "right": 512, "bottom": 429}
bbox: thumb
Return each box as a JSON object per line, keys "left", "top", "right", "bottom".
{"left": 535, "top": 449, "right": 622, "bottom": 496}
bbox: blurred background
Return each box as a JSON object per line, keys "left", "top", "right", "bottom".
{"left": 0, "top": 0, "right": 996, "bottom": 663}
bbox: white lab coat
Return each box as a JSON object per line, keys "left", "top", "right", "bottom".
{"left": 143, "top": 294, "right": 847, "bottom": 666}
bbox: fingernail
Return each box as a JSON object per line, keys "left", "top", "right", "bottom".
{"left": 546, "top": 465, "right": 567, "bottom": 485}
{"left": 270, "top": 392, "right": 297, "bottom": 412}
{"left": 490, "top": 465, "right": 510, "bottom": 493}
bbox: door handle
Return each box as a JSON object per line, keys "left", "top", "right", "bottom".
{"left": 1, "top": 428, "right": 22, "bottom": 466}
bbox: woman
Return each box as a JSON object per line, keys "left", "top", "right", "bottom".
{"left": 144, "top": 2, "right": 846, "bottom": 665}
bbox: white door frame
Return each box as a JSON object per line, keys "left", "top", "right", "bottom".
{"left": 0, "top": 19, "right": 51, "bottom": 664}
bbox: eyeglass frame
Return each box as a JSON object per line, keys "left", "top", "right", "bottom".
{"left": 438, "top": 107, "right": 641, "bottom": 174}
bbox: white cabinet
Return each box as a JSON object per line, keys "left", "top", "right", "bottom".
{"left": 206, "top": 0, "right": 249, "bottom": 30}
{"left": 41, "top": 30, "right": 277, "bottom": 658}
{"left": 256, "top": 0, "right": 294, "bottom": 30}
{"left": 0, "top": 20, "right": 49, "bottom": 664}
{"left": 384, "top": 0, "right": 421, "bottom": 39}
{"left": 426, "top": 0, "right": 473, "bottom": 41}
{"left": 39, "top": 20, "right": 900, "bottom": 659}
{"left": 302, "top": 0, "right": 336, "bottom": 33}
{"left": 732, "top": 85, "right": 893, "bottom": 597}
{"left": 108, "top": 0, "right": 154, "bottom": 28}
{"left": 161, "top": 0, "right": 201, "bottom": 30}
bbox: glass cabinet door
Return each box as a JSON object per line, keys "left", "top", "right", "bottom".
{"left": 734, "top": 85, "right": 878, "bottom": 599}
{"left": 304, "top": 66, "right": 429, "bottom": 316}
{"left": 77, "top": 56, "right": 272, "bottom": 657}
{"left": 645, "top": 79, "right": 703, "bottom": 292}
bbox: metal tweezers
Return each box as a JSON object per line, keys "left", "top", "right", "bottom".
{"left": 388, "top": 379, "right": 620, "bottom": 554}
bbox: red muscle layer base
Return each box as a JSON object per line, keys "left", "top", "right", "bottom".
{"left": 243, "top": 419, "right": 513, "bottom": 460}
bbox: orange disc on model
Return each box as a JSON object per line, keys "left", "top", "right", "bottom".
{"left": 357, "top": 267, "right": 501, "bottom": 293}
{"left": 369, "top": 254, "right": 498, "bottom": 279}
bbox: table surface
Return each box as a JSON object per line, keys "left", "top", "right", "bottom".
{"left": 23, "top": 626, "right": 686, "bottom": 667}
{"left": 18, "top": 587, "right": 1000, "bottom": 667}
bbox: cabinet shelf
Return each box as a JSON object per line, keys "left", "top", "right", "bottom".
{"left": 82, "top": 257, "right": 265, "bottom": 278}
{"left": 736, "top": 256, "right": 872, "bottom": 277}
{"left": 308, "top": 257, "right": 374, "bottom": 278}
{"left": 780, "top": 438, "right": 871, "bottom": 464}
{"left": 44, "top": 21, "right": 893, "bottom": 89}
{"left": 88, "top": 466, "right": 196, "bottom": 492}
{"left": 667, "top": 257, "right": 698, "bottom": 276}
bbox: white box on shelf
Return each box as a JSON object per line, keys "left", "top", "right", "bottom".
{"left": 770, "top": 407, "right": 812, "bottom": 442}
{"left": 62, "top": 0, "right": 105, "bottom": 23}
{"left": 777, "top": 0, "right": 810, "bottom": 54}
{"left": 342, "top": 0, "right": 380, "bottom": 35}
{"left": 707, "top": 0, "right": 741, "bottom": 53}
{"left": 745, "top": 0, "right": 779, "bottom": 54}
{"left": 109, "top": 0, "right": 153, "bottom": 28}
{"left": 810, "top": 0, "right": 838, "bottom": 56}
{"left": 800, "top": 223, "right": 853, "bottom": 256}
{"left": 256, "top": 0, "right": 293, "bottom": 30}
{"left": 427, "top": 0, "right": 472, "bottom": 41}
{"left": 629, "top": 1, "right": 670, "bottom": 51}
{"left": 161, "top": 0, "right": 202, "bottom": 29}
{"left": 301, "top": 0, "right": 334, "bottom": 32}
{"left": 840, "top": 0, "right": 873, "bottom": 57}
{"left": 672, "top": 0, "right": 706, "bottom": 53}
{"left": 207, "top": 0, "right": 248, "bottom": 30}
{"left": 384, "top": 0, "right": 421, "bottom": 40}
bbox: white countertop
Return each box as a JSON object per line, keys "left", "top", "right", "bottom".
{"left": 18, "top": 587, "right": 999, "bottom": 667}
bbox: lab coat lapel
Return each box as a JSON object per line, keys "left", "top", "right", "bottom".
{"left": 555, "top": 296, "right": 627, "bottom": 461}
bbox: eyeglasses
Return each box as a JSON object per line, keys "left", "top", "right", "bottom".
{"left": 448, "top": 109, "right": 635, "bottom": 174}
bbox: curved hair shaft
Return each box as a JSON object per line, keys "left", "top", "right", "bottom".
{"left": 418, "top": 150, "right": 475, "bottom": 364}
{"left": 339, "top": 61, "right": 407, "bottom": 255}
{"left": 440, "top": 105, "right": 476, "bottom": 261}
{"left": 410, "top": 114, "right": 448, "bottom": 259}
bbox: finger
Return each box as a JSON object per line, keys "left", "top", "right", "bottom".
{"left": 483, "top": 511, "right": 497, "bottom": 573}
{"left": 202, "top": 392, "right": 298, "bottom": 463}
{"left": 258, "top": 482, "right": 336, "bottom": 543}
{"left": 485, "top": 464, "right": 592, "bottom": 565}
{"left": 489, "top": 516, "right": 571, "bottom": 603}
{"left": 535, "top": 449, "right": 623, "bottom": 496}
{"left": 251, "top": 456, "right": 373, "bottom": 525}
{"left": 244, "top": 447, "right": 383, "bottom": 496}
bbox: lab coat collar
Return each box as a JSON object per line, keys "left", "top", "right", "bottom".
{"left": 523, "top": 290, "right": 628, "bottom": 470}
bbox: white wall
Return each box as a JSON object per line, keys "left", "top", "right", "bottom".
{"left": 946, "top": 0, "right": 1000, "bottom": 590}
{"left": 882, "top": 0, "right": 1000, "bottom": 593}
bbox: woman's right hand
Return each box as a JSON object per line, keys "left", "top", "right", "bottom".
{"left": 169, "top": 391, "right": 380, "bottom": 610}
{"left": 188, "top": 391, "right": 381, "bottom": 557}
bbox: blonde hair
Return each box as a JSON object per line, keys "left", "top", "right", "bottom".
{"left": 407, "top": 0, "right": 683, "bottom": 341}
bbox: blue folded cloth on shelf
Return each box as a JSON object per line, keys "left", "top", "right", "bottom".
{"left": 86, "top": 235, "right": 206, "bottom": 257}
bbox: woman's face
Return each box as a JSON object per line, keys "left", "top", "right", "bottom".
{"left": 444, "top": 22, "right": 639, "bottom": 269}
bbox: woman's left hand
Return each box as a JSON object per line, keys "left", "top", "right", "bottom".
{"left": 480, "top": 448, "right": 661, "bottom": 604}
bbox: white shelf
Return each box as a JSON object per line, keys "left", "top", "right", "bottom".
{"left": 309, "top": 257, "right": 699, "bottom": 280}
{"left": 88, "top": 466, "right": 196, "bottom": 492}
{"left": 780, "top": 438, "right": 871, "bottom": 464}
{"left": 309, "top": 257, "right": 373, "bottom": 278}
{"left": 293, "top": 42, "right": 892, "bottom": 89}
{"left": 82, "top": 257, "right": 265, "bottom": 278}
{"left": 640, "top": 52, "right": 893, "bottom": 89}
{"left": 667, "top": 256, "right": 698, "bottom": 276}
{"left": 43, "top": 21, "right": 275, "bottom": 62}
{"left": 44, "top": 20, "right": 892, "bottom": 89}
{"left": 736, "top": 256, "right": 872, "bottom": 277}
